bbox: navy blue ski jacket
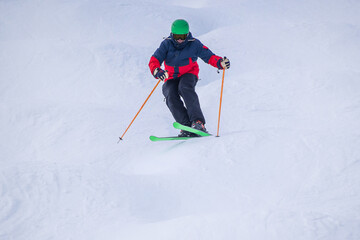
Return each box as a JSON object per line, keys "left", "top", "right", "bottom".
{"left": 149, "top": 32, "right": 222, "bottom": 82}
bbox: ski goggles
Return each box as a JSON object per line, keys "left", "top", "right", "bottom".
{"left": 172, "top": 33, "right": 188, "bottom": 40}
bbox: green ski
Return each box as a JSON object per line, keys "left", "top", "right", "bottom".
{"left": 172, "top": 122, "right": 211, "bottom": 137}
{"left": 149, "top": 122, "right": 211, "bottom": 142}
{"left": 149, "top": 135, "right": 195, "bottom": 142}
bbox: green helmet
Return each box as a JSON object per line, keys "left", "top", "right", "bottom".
{"left": 171, "top": 19, "right": 189, "bottom": 34}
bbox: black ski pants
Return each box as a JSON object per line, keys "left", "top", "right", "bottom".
{"left": 162, "top": 73, "right": 205, "bottom": 126}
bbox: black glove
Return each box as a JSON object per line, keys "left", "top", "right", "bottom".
{"left": 217, "top": 57, "right": 230, "bottom": 70}
{"left": 153, "top": 68, "right": 169, "bottom": 81}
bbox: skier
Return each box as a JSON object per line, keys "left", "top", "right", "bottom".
{"left": 148, "top": 19, "right": 230, "bottom": 137}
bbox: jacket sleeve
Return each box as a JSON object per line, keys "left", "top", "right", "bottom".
{"left": 196, "top": 40, "right": 222, "bottom": 68}
{"left": 148, "top": 40, "right": 168, "bottom": 74}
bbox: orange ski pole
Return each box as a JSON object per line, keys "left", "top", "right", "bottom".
{"left": 216, "top": 69, "right": 226, "bottom": 137}
{"left": 119, "top": 79, "right": 161, "bottom": 142}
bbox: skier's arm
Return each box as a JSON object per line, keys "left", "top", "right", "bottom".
{"left": 148, "top": 41, "right": 168, "bottom": 76}
{"left": 197, "top": 40, "right": 230, "bottom": 69}
{"left": 196, "top": 40, "right": 221, "bottom": 68}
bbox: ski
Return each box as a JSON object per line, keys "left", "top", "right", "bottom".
{"left": 149, "top": 122, "right": 211, "bottom": 142}
{"left": 149, "top": 135, "right": 196, "bottom": 142}
{"left": 172, "top": 122, "right": 211, "bottom": 137}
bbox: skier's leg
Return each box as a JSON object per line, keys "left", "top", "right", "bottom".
{"left": 162, "top": 78, "right": 191, "bottom": 126}
{"left": 178, "top": 73, "right": 206, "bottom": 124}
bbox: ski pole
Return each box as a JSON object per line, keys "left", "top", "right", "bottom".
{"left": 216, "top": 69, "right": 226, "bottom": 137}
{"left": 119, "top": 79, "right": 161, "bottom": 142}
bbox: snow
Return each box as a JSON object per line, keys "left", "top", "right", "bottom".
{"left": 1, "top": 0, "right": 360, "bottom": 239}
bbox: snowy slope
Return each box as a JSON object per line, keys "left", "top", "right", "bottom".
{"left": 1, "top": 0, "right": 360, "bottom": 239}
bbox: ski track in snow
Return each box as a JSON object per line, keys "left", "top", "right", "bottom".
{"left": 1, "top": 0, "right": 360, "bottom": 239}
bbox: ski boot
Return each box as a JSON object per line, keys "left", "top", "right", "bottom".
{"left": 191, "top": 120, "right": 207, "bottom": 133}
